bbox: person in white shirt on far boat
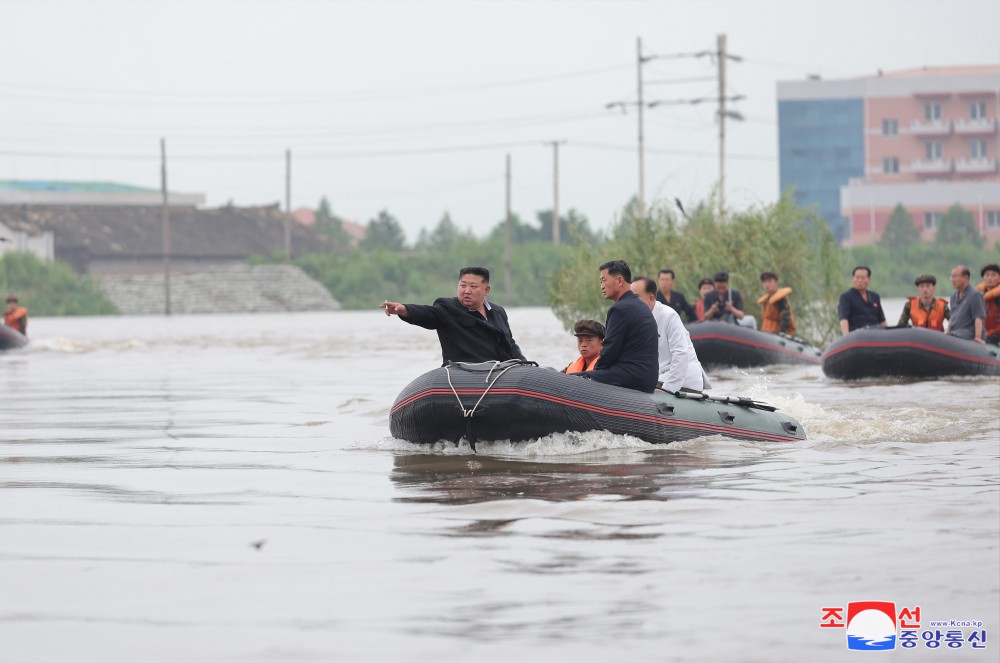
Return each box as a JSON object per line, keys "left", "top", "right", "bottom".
{"left": 630, "top": 276, "right": 711, "bottom": 393}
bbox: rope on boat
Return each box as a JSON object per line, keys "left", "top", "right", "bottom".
{"left": 443, "top": 359, "right": 524, "bottom": 419}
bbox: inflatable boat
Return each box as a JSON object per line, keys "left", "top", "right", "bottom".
{"left": 822, "top": 327, "right": 1000, "bottom": 380}
{"left": 0, "top": 325, "right": 27, "bottom": 351}
{"left": 686, "top": 321, "right": 823, "bottom": 369}
{"left": 390, "top": 360, "right": 806, "bottom": 449}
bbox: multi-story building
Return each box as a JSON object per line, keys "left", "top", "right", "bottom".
{"left": 778, "top": 65, "right": 1000, "bottom": 247}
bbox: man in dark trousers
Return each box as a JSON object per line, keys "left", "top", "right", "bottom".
{"left": 655, "top": 269, "right": 697, "bottom": 323}
{"left": 838, "top": 265, "right": 887, "bottom": 335}
{"left": 580, "top": 259, "right": 658, "bottom": 392}
{"left": 380, "top": 266, "right": 526, "bottom": 365}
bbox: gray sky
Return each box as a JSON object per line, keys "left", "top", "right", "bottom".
{"left": 2, "top": 0, "right": 998, "bottom": 240}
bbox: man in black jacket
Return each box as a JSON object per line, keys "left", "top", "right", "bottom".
{"left": 380, "top": 266, "right": 526, "bottom": 365}
{"left": 655, "top": 269, "right": 697, "bottom": 322}
{"left": 580, "top": 259, "right": 658, "bottom": 392}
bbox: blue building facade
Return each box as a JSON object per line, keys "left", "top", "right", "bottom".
{"left": 777, "top": 98, "right": 865, "bottom": 243}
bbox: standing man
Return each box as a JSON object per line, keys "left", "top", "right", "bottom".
{"left": 380, "top": 266, "right": 527, "bottom": 364}
{"left": 631, "top": 277, "right": 710, "bottom": 393}
{"left": 897, "top": 274, "right": 949, "bottom": 331}
{"left": 946, "top": 264, "right": 986, "bottom": 344}
{"left": 978, "top": 263, "right": 1000, "bottom": 345}
{"left": 703, "top": 272, "right": 756, "bottom": 328}
{"left": 655, "top": 269, "right": 697, "bottom": 323}
{"left": 3, "top": 295, "right": 27, "bottom": 336}
{"left": 580, "top": 260, "right": 658, "bottom": 393}
{"left": 757, "top": 271, "right": 796, "bottom": 335}
{"left": 838, "top": 266, "right": 886, "bottom": 335}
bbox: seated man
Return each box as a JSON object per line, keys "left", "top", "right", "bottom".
{"left": 703, "top": 271, "right": 756, "bottom": 329}
{"left": 380, "top": 266, "right": 527, "bottom": 365}
{"left": 562, "top": 319, "right": 605, "bottom": 374}
{"left": 757, "top": 271, "right": 796, "bottom": 335}
{"left": 946, "top": 264, "right": 986, "bottom": 343}
{"left": 580, "top": 259, "right": 658, "bottom": 393}
{"left": 655, "top": 269, "right": 697, "bottom": 323}
{"left": 897, "top": 274, "right": 949, "bottom": 331}
{"left": 3, "top": 295, "right": 27, "bottom": 336}
{"left": 977, "top": 263, "right": 1000, "bottom": 345}
{"left": 838, "top": 266, "right": 886, "bottom": 335}
{"left": 631, "top": 277, "right": 710, "bottom": 393}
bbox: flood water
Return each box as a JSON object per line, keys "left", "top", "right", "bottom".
{"left": 2, "top": 304, "right": 998, "bottom": 662}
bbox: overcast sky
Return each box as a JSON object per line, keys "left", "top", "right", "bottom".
{"left": 2, "top": 0, "right": 998, "bottom": 240}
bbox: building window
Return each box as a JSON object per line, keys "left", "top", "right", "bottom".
{"left": 970, "top": 100, "right": 987, "bottom": 119}
{"left": 923, "top": 212, "right": 939, "bottom": 230}
{"left": 987, "top": 211, "right": 1000, "bottom": 229}
{"left": 882, "top": 157, "right": 899, "bottom": 173}
{"left": 882, "top": 119, "right": 898, "bottom": 135}
{"left": 972, "top": 140, "right": 988, "bottom": 158}
{"left": 925, "top": 141, "right": 943, "bottom": 159}
{"left": 925, "top": 103, "right": 942, "bottom": 121}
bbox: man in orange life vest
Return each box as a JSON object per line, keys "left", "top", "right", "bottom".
{"left": 562, "top": 319, "right": 605, "bottom": 374}
{"left": 3, "top": 295, "right": 27, "bottom": 336}
{"left": 977, "top": 263, "right": 1000, "bottom": 345}
{"left": 897, "top": 274, "right": 949, "bottom": 331}
{"left": 757, "top": 271, "right": 795, "bottom": 335}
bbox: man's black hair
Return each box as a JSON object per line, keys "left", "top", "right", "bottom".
{"left": 760, "top": 271, "right": 778, "bottom": 282}
{"left": 658, "top": 269, "right": 675, "bottom": 279}
{"left": 914, "top": 274, "right": 936, "bottom": 286}
{"left": 599, "top": 259, "right": 632, "bottom": 283}
{"left": 852, "top": 265, "right": 872, "bottom": 277}
{"left": 982, "top": 263, "right": 1000, "bottom": 277}
{"left": 459, "top": 266, "right": 490, "bottom": 283}
{"left": 633, "top": 276, "right": 657, "bottom": 296}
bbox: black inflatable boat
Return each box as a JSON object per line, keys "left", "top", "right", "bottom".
{"left": 390, "top": 360, "right": 806, "bottom": 448}
{"left": 0, "top": 325, "right": 27, "bottom": 351}
{"left": 686, "top": 321, "right": 823, "bottom": 369}
{"left": 822, "top": 326, "right": 1000, "bottom": 380}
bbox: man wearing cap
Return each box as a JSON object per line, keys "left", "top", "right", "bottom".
{"left": 380, "top": 266, "right": 527, "bottom": 365}
{"left": 838, "top": 266, "right": 886, "bottom": 335}
{"left": 694, "top": 277, "right": 714, "bottom": 322}
{"left": 579, "top": 259, "right": 658, "bottom": 392}
{"left": 562, "top": 320, "right": 605, "bottom": 374}
{"left": 655, "top": 269, "right": 697, "bottom": 323}
{"left": 631, "top": 277, "right": 710, "bottom": 393}
{"left": 897, "top": 275, "right": 949, "bottom": 331}
{"left": 946, "top": 264, "right": 985, "bottom": 344}
{"left": 702, "top": 271, "right": 755, "bottom": 328}
{"left": 977, "top": 263, "right": 1000, "bottom": 345}
{"left": 3, "top": 295, "right": 27, "bottom": 336}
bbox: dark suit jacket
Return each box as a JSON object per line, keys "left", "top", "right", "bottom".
{"left": 656, "top": 289, "right": 697, "bottom": 322}
{"left": 401, "top": 297, "right": 526, "bottom": 365}
{"left": 588, "top": 290, "right": 659, "bottom": 392}
{"left": 838, "top": 288, "right": 886, "bottom": 332}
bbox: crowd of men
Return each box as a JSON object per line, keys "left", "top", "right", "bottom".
{"left": 381, "top": 259, "right": 1000, "bottom": 394}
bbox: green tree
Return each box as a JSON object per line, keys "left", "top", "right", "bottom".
{"left": 880, "top": 203, "right": 920, "bottom": 247}
{"left": 360, "top": 209, "right": 407, "bottom": 252}
{"left": 936, "top": 203, "right": 982, "bottom": 246}
{"left": 489, "top": 213, "right": 541, "bottom": 244}
{"left": 536, "top": 208, "right": 597, "bottom": 246}
{"left": 314, "top": 197, "right": 351, "bottom": 252}
{"left": 0, "top": 252, "right": 117, "bottom": 315}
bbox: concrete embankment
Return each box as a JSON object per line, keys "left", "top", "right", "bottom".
{"left": 98, "top": 264, "right": 340, "bottom": 315}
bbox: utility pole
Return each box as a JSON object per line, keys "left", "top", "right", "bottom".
{"left": 160, "top": 137, "right": 171, "bottom": 316}
{"left": 545, "top": 140, "right": 566, "bottom": 246}
{"left": 504, "top": 154, "right": 512, "bottom": 306}
{"left": 717, "top": 33, "right": 727, "bottom": 223}
{"left": 284, "top": 148, "right": 291, "bottom": 258}
{"left": 636, "top": 36, "right": 645, "bottom": 218}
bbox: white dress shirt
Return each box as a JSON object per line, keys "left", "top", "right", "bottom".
{"left": 651, "top": 301, "right": 710, "bottom": 392}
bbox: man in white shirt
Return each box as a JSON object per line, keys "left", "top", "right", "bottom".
{"left": 630, "top": 276, "right": 711, "bottom": 393}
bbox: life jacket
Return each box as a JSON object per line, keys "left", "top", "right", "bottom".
{"left": 695, "top": 299, "right": 705, "bottom": 322}
{"left": 978, "top": 283, "right": 1000, "bottom": 335}
{"left": 905, "top": 296, "right": 946, "bottom": 331}
{"left": 756, "top": 287, "right": 796, "bottom": 334}
{"left": 2, "top": 306, "right": 27, "bottom": 335}
{"left": 565, "top": 355, "right": 599, "bottom": 374}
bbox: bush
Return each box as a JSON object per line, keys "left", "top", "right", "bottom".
{"left": 0, "top": 252, "right": 118, "bottom": 316}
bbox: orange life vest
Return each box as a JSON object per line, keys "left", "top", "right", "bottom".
{"left": 978, "top": 283, "right": 1000, "bottom": 335}
{"left": 906, "top": 296, "right": 946, "bottom": 331}
{"left": 3, "top": 306, "right": 27, "bottom": 335}
{"left": 695, "top": 300, "right": 705, "bottom": 322}
{"left": 757, "top": 287, "right": 796, "bottom": 335}
{"left": 565, "top": 355, "right": 599, "bottom": 374}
